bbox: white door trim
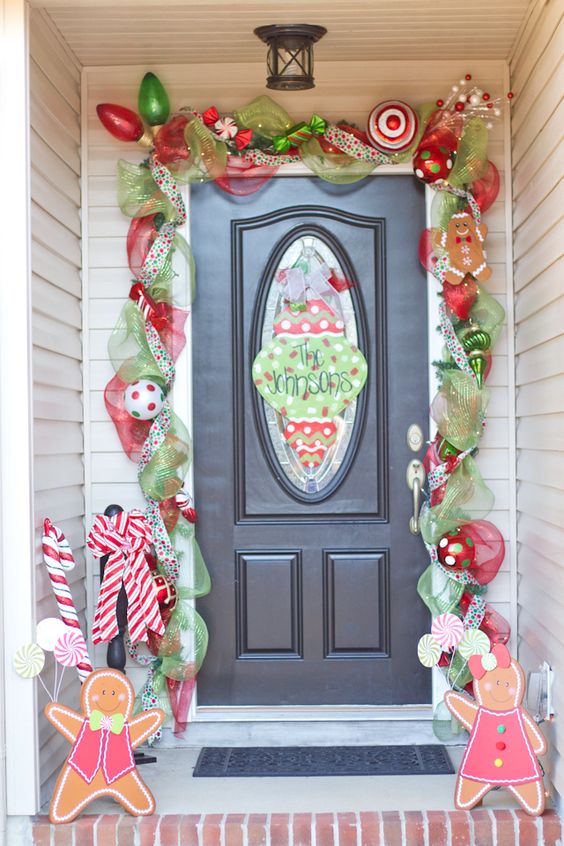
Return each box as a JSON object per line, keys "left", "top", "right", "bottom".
{"left": 184, "top": 163, "right": 441, "bottom": 724}
{"left": 0, "top": 0, "right": 39, "bottom": 814}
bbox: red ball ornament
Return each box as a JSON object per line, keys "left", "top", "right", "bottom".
{"left": 454, "top": 101, "right": 465, "bottom": 112}
{"left": 482, "top": 92, "right": 491, "bottom": 101}
{"left": 465, "top": 74, "right": 472, "bottom": 81}
{"left": 487, "top": 103, "right": 494, "bottom": 109}
{"left": 507, "top": 91, "right": 514, "bottom": 100}
{"left": 413, "top": 143, "right": 455, "bottom": 184}
{"left": 436, "top": 99, "right": 444, "bottom": 108}
{"left": 437, "top": 528, "right": 477, "bottom": 569}
{"left": 96, "top": 103, "right": 144, "bottom": 143}
{"left": 152, "top": 573, "right": 178, "bottom": 611}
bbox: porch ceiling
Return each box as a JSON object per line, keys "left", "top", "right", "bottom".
{"left": 39, "top": 0, "right": 533, "bottom": 66}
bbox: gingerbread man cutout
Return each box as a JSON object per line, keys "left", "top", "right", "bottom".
{"left": 45, "top": 668, "right": 164, "bottom": 823}
{"left": 445, "top": 643, "right": 547, "bottom": 816}
{"left": 442, "top": 211, "right": 491, "bottom": 286}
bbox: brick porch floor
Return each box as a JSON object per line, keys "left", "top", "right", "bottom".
{"left": 29, "top": 810, "right": 563, "bottom": 845}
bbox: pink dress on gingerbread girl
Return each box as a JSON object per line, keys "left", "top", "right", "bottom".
{"left": 445, "top": 643, "right": 547, "bottom": 815}
{"left": 45, "top": 668, "right": 164, "bottom": 823}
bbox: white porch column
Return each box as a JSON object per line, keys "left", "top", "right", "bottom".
{"left": 0, "top": 0, "right": 39, "bottom": 815}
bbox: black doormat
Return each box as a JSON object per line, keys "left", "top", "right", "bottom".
{"left": 193, "top": 745, "right": 454, "bottom": 778}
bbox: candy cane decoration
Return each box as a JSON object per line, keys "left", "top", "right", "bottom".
{"left": 42, "top": 518, "right": 93, "bottom": 683}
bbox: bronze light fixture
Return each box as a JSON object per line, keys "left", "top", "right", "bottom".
{"left": 254, "top": 24, "right": 327, "bottom": 91}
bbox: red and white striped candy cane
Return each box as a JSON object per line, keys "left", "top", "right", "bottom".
{"left": 42, "top": 518, "right": 93, "bottom": 683}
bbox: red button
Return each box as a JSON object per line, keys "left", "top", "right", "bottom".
{"left": 496, "top": 741, "right": 506, "bottom": 750}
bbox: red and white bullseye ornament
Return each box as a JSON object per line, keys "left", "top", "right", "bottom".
{"left": 367, "top": 100, "right": 418, "bottom": 154}
{"left": 124, "top": 379, "right": 166, "bottom": 420}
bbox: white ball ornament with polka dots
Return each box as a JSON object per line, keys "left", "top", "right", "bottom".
{"left": 124, "top": 379, "right": 166, "bottom": 421}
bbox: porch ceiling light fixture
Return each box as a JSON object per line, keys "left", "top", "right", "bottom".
{"left": 254, "top": 24, "right": 327, "bottom": 91}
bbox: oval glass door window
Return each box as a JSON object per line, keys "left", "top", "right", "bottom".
{"left": 252, "top": 234, "right": 368, "bottom": 499}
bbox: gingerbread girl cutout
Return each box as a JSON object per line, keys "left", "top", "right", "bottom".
{"left": 45, "top": 668, "right": 164, "bottom": 823}
{"left": 441, "top": 211, "right": 491, "bottom": 286}
{"left": 445, "top": 643, "right": 547, "bottom": 816}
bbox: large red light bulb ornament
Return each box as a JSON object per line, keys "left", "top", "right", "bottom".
{"left": 96, "top": 103, "right": 147, "bottom": 144}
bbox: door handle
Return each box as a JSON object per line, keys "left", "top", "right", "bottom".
{"left": 406, "top": 459, "right": 426, "bottom": 535}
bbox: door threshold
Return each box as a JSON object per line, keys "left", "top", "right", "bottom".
{"left": 193, "top": 704, "right": 433, "bottom": 722}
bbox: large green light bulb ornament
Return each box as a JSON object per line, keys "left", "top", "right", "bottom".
{"left": 138, "top": 72, "right": 170, "bottom": 126}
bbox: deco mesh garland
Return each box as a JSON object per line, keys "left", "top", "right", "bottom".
{"left": 97, "top": 71, "right": 512, "bottom": 739}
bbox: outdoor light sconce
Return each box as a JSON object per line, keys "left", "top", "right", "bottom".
{"left": 254, "top": 24, "right": 327, "bottom": 91}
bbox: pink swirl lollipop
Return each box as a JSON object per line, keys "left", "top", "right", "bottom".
{"left": 431, "top": 612, "right": 464, "bottom": 651}
{"left": 53, "top": 629, "right": 88, "bottom": 668}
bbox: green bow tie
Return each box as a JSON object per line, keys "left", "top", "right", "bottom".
{"left": 89, "top": 710, "right": 125, "bottom": 734}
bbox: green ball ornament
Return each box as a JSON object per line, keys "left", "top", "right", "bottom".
{"left": 138, "top": 72, "right": 170, "bottom": 126}
{"left": 462, "top": 329, "right": 491, "bottom": 353}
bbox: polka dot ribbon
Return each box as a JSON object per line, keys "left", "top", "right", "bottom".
{"left": 428, "top": 447, "right": 473, "bottom": 491}
{"left": 138, "top": 159, "right": 186, "bottom": 289}
{"left": 323, "top": 125, "right": 390, "bottom": 164}
{"left": 439, "top": 301, "right": 475, "bottom": 379}
{"left": 427, "top": 544, "right": 486, "bottom": 632}
{"left": 244, "top": 149, "right": 301, "bottom": 167}
{"left": 433, "top": 183, "right": 481, "bottom": 225}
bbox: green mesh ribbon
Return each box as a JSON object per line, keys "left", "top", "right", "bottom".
{"left": 183, "top": 118, "right": 228, "bottom": 181}
{"left": 117, "top": 160, "right": 175, "bottom": 219}
{"left": 420, "top": 455, "right": 494, "bottom": 545}
{"left": 233, "top": 95, "right": 293, "bottom": 137}
{"left": 299, "top": 138, "right": 376, "bottom": 184}
{"left": 431, "top": 370, "right": 489, "bottom": 451}
{"left": 449, "top": 118, "right": 489, "bottom": 189}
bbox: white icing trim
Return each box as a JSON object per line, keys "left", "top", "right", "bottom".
{"left": 507, "top": 780, "right": 543, "bottom": 815}
{"left": 456, "top": 777, "right": 491, "bottom": 809}
{"left": 46, "top": 705, "right": 83, "bottom": 744}
{"left": 50, "top": 767, "right": 154, "bottom": 823}
{"left": 130, "top": 710, "right": 164, "bottom": 749}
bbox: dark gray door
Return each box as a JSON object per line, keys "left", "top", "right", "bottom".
{"left": 191, "top": 175, "right": 429, "bottom": 706}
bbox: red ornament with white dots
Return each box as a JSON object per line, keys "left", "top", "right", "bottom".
{"left": 124, "top": 379, "right": 166, "bottom": 420}
{"left": 413, "top": 143, "right": 456, "bottom": 184}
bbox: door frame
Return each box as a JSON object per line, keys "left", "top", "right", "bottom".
{"left": 181, "top": 162, "right": 443, "bottom": 724}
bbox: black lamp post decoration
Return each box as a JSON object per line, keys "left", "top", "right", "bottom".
{"left": 254, "top": 24, "right": 327, "bottom": 91}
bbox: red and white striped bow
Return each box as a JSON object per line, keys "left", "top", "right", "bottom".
{"left": 88, "top": 510, "right": 165, "bottom": 645}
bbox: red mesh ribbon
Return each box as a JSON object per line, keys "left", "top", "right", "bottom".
{"left": 472, "top": 161, "right": 500, "bottom": 214}
{"left": 215, "top": 155, "right": 279, "bottom": 196}
{"left": 128, "top": 215, "right": 159, "bottom": 279}
{"left": 166, "top": 676, "right": 196, "bottom": 737}
{"left": 105, "top": 305, "right": 187, "bottom": 461}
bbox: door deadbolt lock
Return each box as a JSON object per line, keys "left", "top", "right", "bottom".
{"left": 406, "top": 459, "right": 426, "bottom": 535}
{"left": 407, "top": 423, "right": 424, "bottom": 453}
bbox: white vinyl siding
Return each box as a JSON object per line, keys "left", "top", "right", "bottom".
{"left": 510, "top": 0, "right": 564, "bottom": 804}
{"left": 84, "top": 60, "right": 515, "bottom": 695}
{"left": 29, "top": 9, "right": 84, "bottom": 805}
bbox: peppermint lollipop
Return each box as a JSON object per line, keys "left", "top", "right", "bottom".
{"left": 458, "top": 628, "right": 490, "bottom": 659}
{"left": 431, "top": 612, "right": 464, "bottom": 650}
{"left": 417, "top": 634, "right": 441, "bottom": 667}
{"left": 54, "top": 629, "right": 88, "bottom": 668}
{"left": 13, "top": 643, "right": 45, "bottom": 678}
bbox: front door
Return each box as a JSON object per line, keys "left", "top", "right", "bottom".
{"left": 191, "top": 175, "right": 429, "bottom": 706}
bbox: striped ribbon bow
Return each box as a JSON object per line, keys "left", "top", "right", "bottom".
{"left": 88, "top": 510, "right": 165, "bottom": 645}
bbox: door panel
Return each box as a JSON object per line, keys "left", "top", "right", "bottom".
{"left": 191, "top": 175, "right": 429, "bottom": 706}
